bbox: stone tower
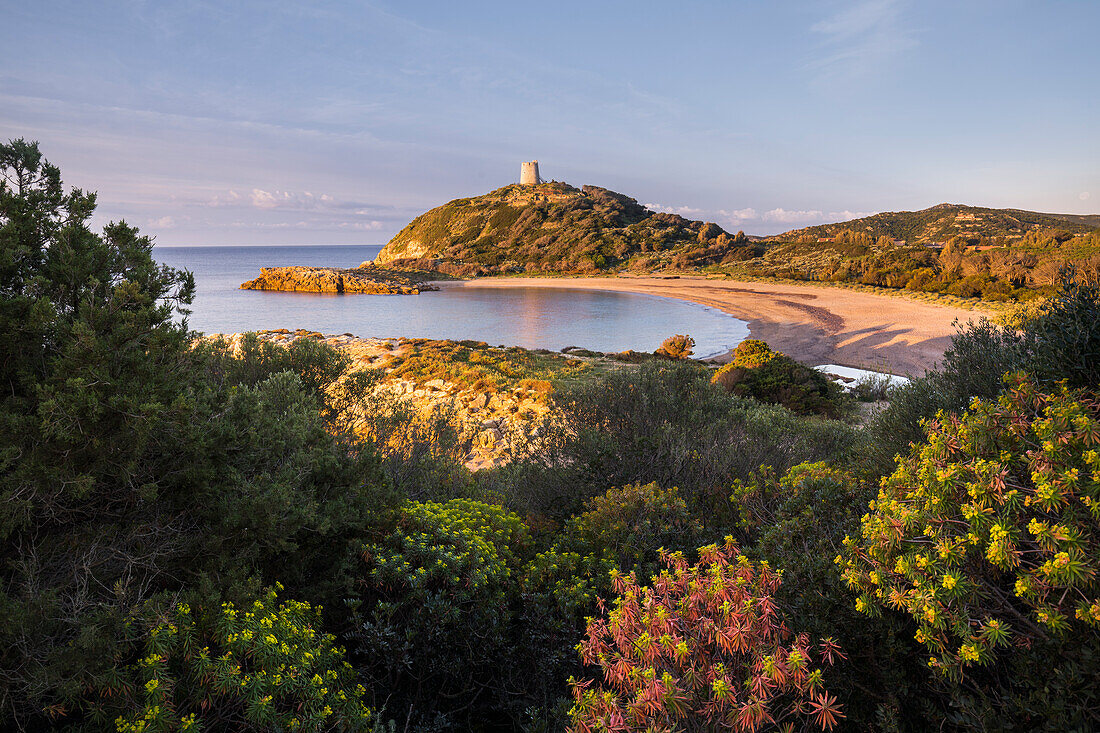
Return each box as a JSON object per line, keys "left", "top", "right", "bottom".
{"left": 520, "top": 160, "right": 541, "bottom": 185}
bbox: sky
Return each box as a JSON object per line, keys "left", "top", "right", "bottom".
{"left": 1, "top": 0, "right": 1097, "bottom": 244}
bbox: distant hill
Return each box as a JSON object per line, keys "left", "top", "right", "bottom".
{"left": 375, "top": 182, "right": 757, "bottom": 275}
{"left": 772, "top": 203, "right": 1099, "bottom": 244}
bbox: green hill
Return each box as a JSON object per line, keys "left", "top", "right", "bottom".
{"left": 773, "top": 203, "right": 1099, "bottom": 244}
{"left": 374, "top": 182, "right": 757, "bottom": 275}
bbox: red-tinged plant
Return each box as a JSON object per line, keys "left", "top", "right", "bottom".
{"left": 568, "top": 537, "right": 844, "bottom": 732}
{"left": 839, "top": 373, "right": 1100, "bottom": 679}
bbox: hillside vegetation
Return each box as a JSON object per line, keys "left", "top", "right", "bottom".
{"left": 376, "top": 183, "right": 1100, "bottom": 302}
{"left": 773, "top": 202, "right": 1099, "bottom": 244}
{"left": 375, "top": 181, "right": 758, "bottom": 275}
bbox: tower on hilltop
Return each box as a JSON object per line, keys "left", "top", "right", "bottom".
{"left": 520, "top": 160, "right": 541, "bottom": 185}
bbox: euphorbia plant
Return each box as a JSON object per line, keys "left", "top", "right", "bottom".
{"left": 568, "top": 537, "right": 844, "bottom": 732}
{"left": 839, "top": 374, "right": 1100, "bottom": 678}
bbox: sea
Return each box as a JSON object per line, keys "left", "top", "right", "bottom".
{"left": 152, "top": 245, "right": 750, "bottom": 358}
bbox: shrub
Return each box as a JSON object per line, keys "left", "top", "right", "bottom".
{"left": 730, "top": 339, "right": 779, "bottom": 369}
{"left": 1019, "top": 279, "right": 1100, "bottom": 389}
{"left": 654, "top": 334, "right": 695, "bottom": 359}
{"left": 714, "top": 352, "right": 845, "bottom": 417}
{"left": 839, "top": 375, "right": 1100, "bottom": 728}
{"left": 842, "top": 375, "right": 1100, "bottom": 673}
{"left": 493, "top": 361, "right": 855, "bottom": 522}
{"left": 568, "top": 538, "right": 845, "bottom": 732}
{"left": 849, "top": 372, "right": 895, "bottom": 402}
{"left": 558, "top": 482, "right": 705, "bottom": 582}
{"left": 77, "top": 586, "right": 372, "bottom": 732}
{"left": 347, "top": 499, "right": 530, "bottom": 728}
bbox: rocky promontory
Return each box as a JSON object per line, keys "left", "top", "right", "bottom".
{"left": 373, "top": 181, "right": 759, "bottom": 276}
{"left": 240, "top": 264, "right": 440, "bottom": 294}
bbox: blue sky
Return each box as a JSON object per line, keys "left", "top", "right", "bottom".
{"left": 2, "top": 0, "right": 1097, "bottom": 244}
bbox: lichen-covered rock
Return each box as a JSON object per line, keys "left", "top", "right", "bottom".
{"left": 240, "top": 265, "right": 439, "bottom": 294}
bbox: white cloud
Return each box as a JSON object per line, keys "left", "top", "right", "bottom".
{"left": 761, "top": 208, "right": 824, "bottom": 224}
{"left": 148, "top": 215, "right": 176, "bottom": 229}
{"left": 249, "top": 188, "right": 330, "bottom": 210}
{"left": 826, "top": 210, "right": 876, "bottom": 220}
{"left": 339, "top": 221, "right": 386, "bottom": 231}
{"left": 1081, "top": 192, "right": 1091, "bottom": 201}
{"left": 644, "top": 203, "right": 704, "bottom": 216}
{"left": 718, "top": 208, "right": 758, "bottom": 220}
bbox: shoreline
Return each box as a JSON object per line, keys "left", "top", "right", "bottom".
{"left": 433, "top": 275, "right": 991, "bottom": 375}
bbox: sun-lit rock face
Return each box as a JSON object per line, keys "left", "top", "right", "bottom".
{"left": 239, "top": 265, "right": 438, "bottom": 294}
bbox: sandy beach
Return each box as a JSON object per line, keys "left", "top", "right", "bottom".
{"left": 438, "top": 276, "right": 992, "bottom": 375}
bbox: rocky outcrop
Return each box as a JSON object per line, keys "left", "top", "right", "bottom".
{"left": 240, "top": 265, "right": 439, "bottom": 294}
{"left": 205, "top": 330, "right": 555, "bottom": 471}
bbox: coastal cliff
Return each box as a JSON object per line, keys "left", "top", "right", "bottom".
{"left": 240, "top": 264, "right": 439, "bottom": 294}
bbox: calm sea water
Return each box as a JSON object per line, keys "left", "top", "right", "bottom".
{"left": 152, "top": 245, "right": 749, "bottom": 358}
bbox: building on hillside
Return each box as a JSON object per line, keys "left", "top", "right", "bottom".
{"left": 520, "top": 160, "right": 541, "bottom": 185}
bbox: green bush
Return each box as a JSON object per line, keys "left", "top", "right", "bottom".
{"left": 1019, "top": 279, "right": 1100, "bottom": 389}
{"left": 714, "top": 349, "right": 846, "bottom": 417}
{"left": 557, "top": 482, "right": 706, "bottom": 583}
{"left": 76, "top": 586, "right": 372, "bottom": 732}
{"left": 841, "top": 375, "right": 1100, "bottom": 729}
{"left": 490, "top": 361, "right": 855, "bottom": 522}
{"left": 347, "top": 500, "right": 530, "bottom": 728}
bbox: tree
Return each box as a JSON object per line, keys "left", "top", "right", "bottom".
{"left": 0, "top": 140, "right": 389, "bottom": 728}
{"left": 655, "top": 334, "right": 694, "bottom": 359}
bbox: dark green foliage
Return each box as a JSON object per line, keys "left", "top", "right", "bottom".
{"left": 556, "top": 482, "right": 706, "bottom": 583}
{"left": 733, "top": 463, "right": 936, "bottom": 731}
{"left": 488, "top": 360, "right": 855, "bottom": 522}
{"left": 714, "top": 351, "right": 846, "bottom": 416}
{"left": 1019, "top": 279, "right": 1100, "bottom": 389}
{"left": 0, "top": 140, "right": 390, "bottom": 729}
{"left": 346, "top": 499, "right": 605, "bottom": 730}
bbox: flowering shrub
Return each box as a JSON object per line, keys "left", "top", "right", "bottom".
{"left": 83, "top": 586, "right": 371, "bottom": 732}
{"left": 349, "top": 499, "right": 531, "bottom": 726}
{"left": 839, "top": 374, "right": 1100, "bottom": 678}
{"left": 732, "top": 339, "right": 780, "bottom": 369}
{"left": 568, "top": 538, "right": 844, "bottom": 732}
{"left": 360, "top": 498, "right": 528, "bottom": 604}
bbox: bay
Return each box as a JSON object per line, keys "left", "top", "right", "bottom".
{"left": 153, "top": 245, "right": 749, "bottom": 357}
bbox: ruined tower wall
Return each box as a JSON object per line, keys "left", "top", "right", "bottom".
{"left": 520, "top": 160, "right": 540, "bottom": 185}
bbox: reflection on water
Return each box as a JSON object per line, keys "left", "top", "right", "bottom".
{"left": 154, "top": 245, "right": 749, "bottom": 357}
